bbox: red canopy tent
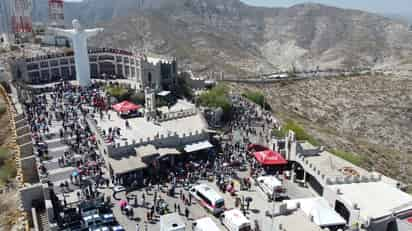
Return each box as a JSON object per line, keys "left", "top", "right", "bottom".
{"left": 247, "top": 143, "right": 269, "bottom": 152}
{"left": 253, "top": 150, "right": 287, "bottom": 165}
{"left": 112, "top": 101, "right": 141, "bottom": 112}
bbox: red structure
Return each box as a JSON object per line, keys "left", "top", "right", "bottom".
{"left": 12, "top": 0, "right": 32, "bottom": 33}
{"left": 112, "top": 101, "right": 141, "bottom": 113}
{"left": 48, "top": 0, "right": 64, "bottom": 27}
{"left": 253, "top": 150, "right": 287, "bottom": 165}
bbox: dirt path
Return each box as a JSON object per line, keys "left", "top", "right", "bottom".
{"left": 0, "top": 88, "right": 20, "bottom": 229}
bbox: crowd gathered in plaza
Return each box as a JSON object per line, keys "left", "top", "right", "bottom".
{"left": 22, "top": 80, "right": 283, "bottom": 230}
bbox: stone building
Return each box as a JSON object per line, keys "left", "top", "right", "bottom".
{"left": 8, "top": 47, "right": 177, "bottom": 92}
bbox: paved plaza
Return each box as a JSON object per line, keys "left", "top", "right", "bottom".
{"left": 103, "top": 177, "right": 314, "bottom": 231}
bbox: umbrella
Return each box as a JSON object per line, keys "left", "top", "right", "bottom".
{"left": 245, "top": 196, "right": 253, "bottom": 203}
{"left": 119, "top": 200, "right": 128, "bottom": 207}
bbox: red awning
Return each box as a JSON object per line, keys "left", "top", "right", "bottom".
{"left": 112, "top": 101, "right": 141, "bottom": 112}
{"left": 247, "top": 143, "right": 269, "bottom": 152}
{"left": 254, "top": 150, "right": 287, "bottom": 165}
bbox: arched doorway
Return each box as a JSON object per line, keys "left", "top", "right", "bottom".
{"left": 99, "top": 62, "right": 115, "bottom": 76}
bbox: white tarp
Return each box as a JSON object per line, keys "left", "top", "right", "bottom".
{"left": 157, "top": 91, "right": 171, "bottom": 96}
{"left": 285, "top": 197, "right": 346, "bottom": 227}
{"left": 184, "top": 140, "right": 213, "bottom": 153}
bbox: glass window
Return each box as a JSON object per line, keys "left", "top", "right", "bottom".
{"left": 89, "top": 56, "right": 97, "bottom": 62}
{"left": 99, "top": 55, "right": 115, "bottom": 61}
{"left": 60, "top": 59, "right": 68, "bottom": 65}
{"left": 41, "top": 70, "right": 50, "bottom": 82}
{"left": 51, "top": 68, "right": 60, "bottom": 77}
{"left": 125, "top": 66, "right": 130, "bottom": 77}
{"left": 27, "top": 63, "right": 39, "bottom": 71}
{"left": 50, "top": 60, "right": 59, "bottom": 67}
{"left": 61, "top": 67, "right": 70, "bottom": 79}
{"left": 40, "top": 62, "right": 48, "bottom": 68}
{"left": 131, "top": 67, "right": 135, "bottom": 77}
{"left": 28, "top": 71, "right": 40, "bottom": 83}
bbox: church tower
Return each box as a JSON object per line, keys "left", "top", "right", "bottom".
{"left": 144, "top": 87, "right": 156, "bottom": 120}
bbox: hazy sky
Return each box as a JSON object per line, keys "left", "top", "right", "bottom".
{"left": 241, "top": 0, "right": 412, "bottom": 14}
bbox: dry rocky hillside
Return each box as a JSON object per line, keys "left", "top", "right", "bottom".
{"left": 233, "top": 75, "right": 412, "bottom": 187}
{"left": 0, "top": 92, "right": 19, "bottom": 229}
{"left": 90, "top": 1, "right": 412, "bottom": 75}
{"left": 28, "top": 0, "right": 412, "bottom": 76}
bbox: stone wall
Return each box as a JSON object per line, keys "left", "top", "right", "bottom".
{"left": 19, "top": 142, "right": 34, "bottom": 158}
{"left": 157, "top": 108, "right": 197, "bottom": 122}
{"left": 21, "top": 156, "right": 39, "bottom": 184}
{"left": 19, "top": 184, "right": 44, "bottom": 212}
{"left": 106, "top": 129, "right": 208, "bottom": 157}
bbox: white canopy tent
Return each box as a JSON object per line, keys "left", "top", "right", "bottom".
{"left": 285, "top": 197, "right": 346, "bottom": 227}
{"left": 184, "top": 140, "right": 213, "bottom": 153}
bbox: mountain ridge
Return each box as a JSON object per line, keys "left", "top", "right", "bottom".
{"left": 30, "top": 0, "right": 412, "bottom": 75}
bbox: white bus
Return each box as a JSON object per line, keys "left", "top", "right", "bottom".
{"left": 190, "top": 184, "right": 225, "bottom": 215}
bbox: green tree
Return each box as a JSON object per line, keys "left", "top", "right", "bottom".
{"left": 242, "top": 90, "right": 271, "bottom": 110}
{"left": 106, "top": 86, "right": 132, "bottom": 102}
{"left": 175, "top": 73, "right": 193, "bottom": 100}
{"left": 198, "top": 84, "right": 232, "bottom": 120}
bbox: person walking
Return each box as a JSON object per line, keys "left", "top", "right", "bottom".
{"left": 135, "top": 223, "right": 140, "bottom": 231}
{"left": 142, "top": 193, "right": 146, "bottom": 208}
{"left": 185, "top": 207, "right": 189, "bottom": 218}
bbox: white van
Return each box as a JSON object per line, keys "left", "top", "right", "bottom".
{"left": 221, "top": 209, "right": 251, "bottom": 231}
{"left": 190, "top": 184, "right": 225, "bottom": 215}
{"left": 193, "top": 217, "right": 221, "bottom": 231}
{"left": 160, "top": 213, "right": 186, "bottom": 231}
{"left": 257, "top": 176, "right": 286, "bottom": 200}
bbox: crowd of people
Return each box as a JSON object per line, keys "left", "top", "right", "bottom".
{"left": 25, "top": 82, "right": 109, "bottom": 195}
{"left": 21, "top": 79, "right": 281, "bottom": 230}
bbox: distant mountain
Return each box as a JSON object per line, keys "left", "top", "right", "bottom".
{"left": 31, "top": 0, "right": 412, "bottom": 75}
{"left": 383, "top": 13, "right": 412, "bottom": 24}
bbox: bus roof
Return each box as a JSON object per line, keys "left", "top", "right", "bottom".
{"left": 224, "top": 209, "right": 250, "bottom": 227}
{"left": 194, "top": 184, "right": 224, "bottom": 202}
{"left": 195, "top": 217, "right": 221, "bottom": 231}
{"left": 257, "top": 176, "right": 282, "bottom": 188}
